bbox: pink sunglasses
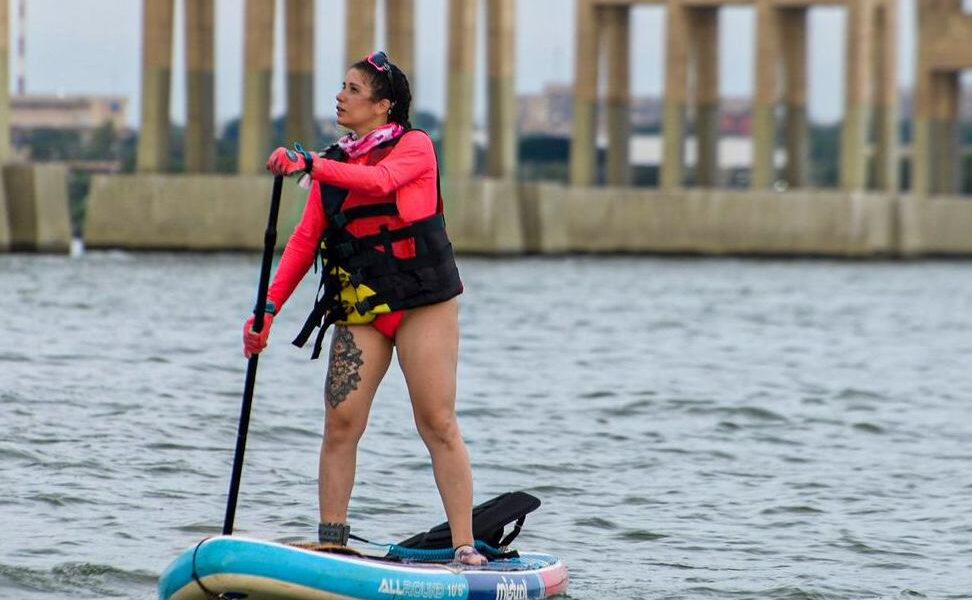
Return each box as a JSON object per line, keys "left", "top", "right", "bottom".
{"left": 365, "top": 51, "right": 394, "bottom": 88}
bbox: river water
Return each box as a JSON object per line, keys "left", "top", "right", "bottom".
{"left": 1, "top": 251, "right": 970, "bottom": 599}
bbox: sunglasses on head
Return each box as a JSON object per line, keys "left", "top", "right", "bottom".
{"left": 366, "top": 51, "right": 394, "bottom": 89}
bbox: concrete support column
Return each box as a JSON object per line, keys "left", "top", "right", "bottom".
{"left": 239, "top": 0, "right": 276, "bottom": 175}
{"left": 0, "top": 0, "right": 11, "bottom": 163}
{"left": 136, "top": 0, "right": 174, "bottom": 173}
{"left": 604, "top": 7, "right": 631, "bottom": 187}
{"left": 752, "top": 0, "right": 780, "bottom": 189}
{"left": 691, "top": 7, "right": 719, "bottom": 188}
{"left": 387, "top": 0, "right": 416, "bottom": 84}
{"left": 346, "top": 0, "right": 376, "bottom": 66}
{"left": 185, "top": 0, "right": 215, "bottom": 173}
{"left": 873, "top": 1, "right": 899, "bottom": 193}
{"left": 487, "top": 0, "right": 517, "bottom": 179}
{"left": 929, "top": 72, "right": 961, "bottom": 194}
{"left": 570, "top": 0, "right": 600, "bottom": 187}
{"left": 444, "top": 0, "right": 477, "bottom": 180}
{"left": 780, "top": 8, "right": 808, "bottom": 188}
{"left": 917, "top": 0, "right": 972, "bottom": 195}
{"left": 3, "top": 165, "right": 72, "bottom": 252}
{"left": 662, "top": 1, "right": 690, "bottom": 191}
{"left": 285, "top": 0, "right": 315, "bottom": 146}
{"left": 913, "top": 4, "right": 934, "bottom": 196}
{"left": 841, "top": 0, "right": 875, "bottom": 191}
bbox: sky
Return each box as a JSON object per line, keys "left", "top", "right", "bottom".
{"left": 14, "top": 0, "right": 962, "bottom": 129}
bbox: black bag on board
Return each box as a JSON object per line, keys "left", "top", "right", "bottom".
{"left": 397, "top": 491, "right": 542, "bottom": 551}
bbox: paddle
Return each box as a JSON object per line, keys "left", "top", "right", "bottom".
{"left": 223, "top": 174, "right": 285, "bottom": 535}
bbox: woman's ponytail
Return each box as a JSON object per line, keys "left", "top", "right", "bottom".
{"left": 388, "top": 64, "right": 412, "bottom": 130}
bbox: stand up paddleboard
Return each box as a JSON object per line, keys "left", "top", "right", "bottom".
{"left": 158, "top": 492, "right": 569, "bottom": 600}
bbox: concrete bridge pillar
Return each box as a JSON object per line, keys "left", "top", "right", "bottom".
{"left": 286, "top": 0, "right": 315, "bottom": 147}
{"left": 570, "top": 0, "right": 600, "bottom": 187}
{"left": 604, "top": 6, "right": 632, "bottom": 187}
{"left": 928, "top": 72, "right": 961, "bottom": 195}
{"left": 487, "top": 0, "right": 517, "bottom": 179}
{"left": 781, "top": 8, "right": 808, "bottom": 188}
{"left": 662, "top": 0, "right": 690, "bottom": 190}
{"left": 0, "top": 0, "right": 10, "bottom": 163}
{"left": 444, "top": 0, "right": 477, "bottom": 180}
{"left": 0, "top": 184, "right": 9, "bottom": 251}
{"left": 692, "top": 7, "right": 719, "bottom": 187}
{"left": 185, "top": 0, "right": 215, "bottom": 173}
{"left": 751, "top": 0, "right": 781, "bottom": 190}
{"left": 346, "top": 0, "right": 376, "bottom": 66}
{"left": 136, "top": 0, "right": 174, "bottom": 173}
{"left": 387, "top": 0, "right": 416, "bottom": 99}
{"left": 913, "top": 0, "right": 972, "bottom": 196}
{"left": 239, "top": 0, "right": 276, "bottom": 175}
{"left": 841, "top": 0, "right": 875, "bottom": 192}
{"left": 664, "top": 3, "right": 719, "bottom": 190}
{"left": 2, "top": 164, "right": 72, "bottom": 253}
{"left": 873, "top": 0, "right": 899, "bottom": 193}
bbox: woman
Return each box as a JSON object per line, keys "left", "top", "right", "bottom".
{"left": 242, "top": 51, "right": 486, "bottom": 566}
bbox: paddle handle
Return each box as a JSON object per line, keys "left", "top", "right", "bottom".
{"left": 223, "top": 175, "right": 284, "bottom": 535}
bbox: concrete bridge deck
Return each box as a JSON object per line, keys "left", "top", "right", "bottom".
{"left": 78, "top": 174, "right": 972, "bottom": 258}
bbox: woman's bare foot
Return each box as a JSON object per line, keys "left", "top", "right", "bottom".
{"left": 454, "top": 545, "right": 487, "bottom": 566}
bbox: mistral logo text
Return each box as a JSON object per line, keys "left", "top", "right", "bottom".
{"left": 495, "top": 576, "right": 528, "bottom": 600}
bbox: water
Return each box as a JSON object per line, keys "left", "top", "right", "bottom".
{"left": 2, "top": 251, "right": 971, "bottom": 599}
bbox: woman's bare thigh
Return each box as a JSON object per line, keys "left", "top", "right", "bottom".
{"left": 395, "top": 300, "right": 460, "bottom": 424}
{"left": 324, "top": 324, "right": 393, "bottom": 431}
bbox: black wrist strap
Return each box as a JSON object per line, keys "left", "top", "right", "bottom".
{"left": 294, "top": 143, "right": 314, "bottom": 174}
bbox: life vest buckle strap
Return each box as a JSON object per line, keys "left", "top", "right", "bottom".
{"left": 331, "top": 212, "right": 349, "bottom": 228}
{"left": 341, "top": 202, "right": 400, "bottom": 222}
{"left": 293, "top": 272, "right": 347, "bottom": 360}
{"left": 292, "top": 314, "right": 320, "bottom": 349}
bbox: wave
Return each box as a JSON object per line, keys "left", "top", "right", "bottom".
{"left": 0, "top": 561, "right": 157, "bottom": 598}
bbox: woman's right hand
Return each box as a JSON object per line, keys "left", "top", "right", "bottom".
{"left": 266, "top": 147, "right": 305, "bottom": 176}
{"left": 243, "top": 313, "right": 274, "bottom": 358}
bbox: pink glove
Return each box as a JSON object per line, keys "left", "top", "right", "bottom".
{"left": 243, "top": 313, "right": 274, "bottom": 358}
{"left": 266, "top": 144, "right": 322, "bottom": 177}
{"left": 266, "top": 147, "right": 305, "bottom": 176}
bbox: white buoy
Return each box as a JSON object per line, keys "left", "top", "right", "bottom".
{"left": 70, "top": 237, "right": 85, "bottom": 258}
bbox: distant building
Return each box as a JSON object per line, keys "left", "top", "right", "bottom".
{"left": 517, "top": 84, "right": 574, "bottom": 137}
{"left": 517, "top": 85, "right": 972, "bottom": 140}
{"left": 517, "top": 83, "right": 753, "bottom": 137}
{"left": 10, "top": 95, "right": 130, "bottom": 169}
{"left": 11, "top": 95, "right": 128, "bottom": 133}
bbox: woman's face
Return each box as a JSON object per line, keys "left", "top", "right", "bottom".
{"left": 335, "top": 68, "right": 391, "bottom": 134}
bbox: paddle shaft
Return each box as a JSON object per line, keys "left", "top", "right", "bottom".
{"left": 223, "top": 175, "right": 284, "bottom": 535}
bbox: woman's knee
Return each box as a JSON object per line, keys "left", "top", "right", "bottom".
{"left": 324, "top": 413, "right": 367, "bottom": 450}
{"left": 415, "top": 410, "right": 462, "bottom": 448}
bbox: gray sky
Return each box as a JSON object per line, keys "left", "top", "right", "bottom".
{"left": 18, "top": 0, "right": 938, "bottom": 128}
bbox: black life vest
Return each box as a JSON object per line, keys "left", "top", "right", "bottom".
{"left": 292, "top": 131, "right": 463, "bottom": 358}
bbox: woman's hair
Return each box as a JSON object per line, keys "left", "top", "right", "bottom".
{"left": 351, "top": 54, "right": 412, "bottom": 130}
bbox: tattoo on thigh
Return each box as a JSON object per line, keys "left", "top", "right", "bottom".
{"left": 325, "top": 326, "right": 364, "bottom": 409}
